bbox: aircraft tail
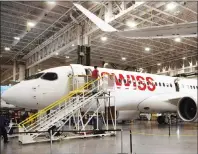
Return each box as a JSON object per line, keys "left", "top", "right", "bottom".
{"left": 73, "top": 3, "right": 117, "bottom": 32}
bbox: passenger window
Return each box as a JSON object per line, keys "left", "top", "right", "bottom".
{"left": 159, "top": 82, "right": 161, "bottom": 86}
{"left": 128, "top": 80, "right": 131, "bottom": 84}
{"left": 166, "top": 83, "right": 169, "bottom": 87}
{"left": 190, "top": 85, "right": 192, "bottom": 89}
{"left": 123, "top": 79, "right": 126, "bottom": 84}
{"left": 170, "top": 83, "right": 172, "bottom": 87}
{"left": 42, "top": 72, "right": 58, "bottom": 81}
{"left": 196, "top": 86, "right": 198, "bottom": 89}
{"left": 155, "top": 82, "right": 158, "bottom": 86}
{"left": 163, "top": 83, "right": 165, "bottom": 87}
{"left": 118, "top": 79, "right": 121, "bottom": 83}
{"left": 193, "top": 86, "right": 195, "bottom": 89}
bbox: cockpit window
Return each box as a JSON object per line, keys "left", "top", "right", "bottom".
{"left": 25, "top": 73, "right": 44, "bottom": 80}
{"left": 41, "top": 72, "right": 58, "bottom": 81}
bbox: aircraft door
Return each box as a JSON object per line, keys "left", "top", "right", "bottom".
{"left": 174, "top": 78, "right": 180, "bottom": 92}
{"left": 70, "top": 64, "right": 86, "bottom": 90}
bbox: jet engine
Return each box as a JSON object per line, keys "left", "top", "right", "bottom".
{"left": 177, "top": 97, "right": 198, "bottom": 122}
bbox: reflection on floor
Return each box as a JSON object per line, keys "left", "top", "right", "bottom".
{"left": 1, "top": 121, "right": 197, "bottom": 154}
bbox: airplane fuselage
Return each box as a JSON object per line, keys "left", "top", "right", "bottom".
{"left": 2, "top": 64, "right": 197, "bottom": 122}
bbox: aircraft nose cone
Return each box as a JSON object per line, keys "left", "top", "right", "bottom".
{"left": 2, "top": 81, "right": 38, "bottom": 109}
{"left": 1, "top": 87, "right": 16, "bottom": 105}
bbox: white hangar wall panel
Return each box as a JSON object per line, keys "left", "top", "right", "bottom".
{"left": 147, "top": 56, "right": 198, "bottom": 76}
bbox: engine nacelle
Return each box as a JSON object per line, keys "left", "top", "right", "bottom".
{"left": 177, "top": 97, "right": 198, "bottom": 122}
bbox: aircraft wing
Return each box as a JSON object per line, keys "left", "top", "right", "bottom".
{"left": 74, "top": 3, "right": 197, "bottom": 39}
{"left": 73, "top": 3, "right": 117, "bottom": 32}
{"left": 114, "top": 22, "right": 197, "bottom": 39}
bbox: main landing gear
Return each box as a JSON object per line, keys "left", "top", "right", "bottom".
{"left": 157, "top": 116, "right": 166, "bottom": 124}
{"left": 157, "top": 114, "right": 178, "bottom": 125}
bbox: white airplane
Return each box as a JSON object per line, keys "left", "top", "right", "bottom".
{"left": 73, "top": 3, "right": 197, "bottom": 39}
{"left": 2, "top": 64, "right": 197, "bottom": 124}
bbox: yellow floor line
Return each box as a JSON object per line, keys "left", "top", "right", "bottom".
{"left": 131, "top": 132, "right": 197, "bottom": 137}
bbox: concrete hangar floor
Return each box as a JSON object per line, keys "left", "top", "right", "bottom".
{"left": 1, "top": 121, "right": 197, "bottom": 154}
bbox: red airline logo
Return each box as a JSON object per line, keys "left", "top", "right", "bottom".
{"left": 101, "top": 72, "right": 156, "bottom": 91}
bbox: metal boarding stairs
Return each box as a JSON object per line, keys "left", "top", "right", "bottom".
{"left": 18, "top": 74, "right": 115, "bottom": 144}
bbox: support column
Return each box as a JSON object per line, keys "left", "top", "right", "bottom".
{"left": 104, "top": 2, "right": 113, "bottom": 22}
{"left": 121, "top": 1, "right": 127, "bottom": 10}
{"left": 85, "top": 46, "right": 90, "bottom": 66}
{"left": 84, "top": 35, "right": 91, "bottom": 66}
{"left": 77, "top": 25, "right": 84, "bottom": 64}
{"left": 29, "top": 66, "right": 36, "bottom": 76}
{"left": 77, "top": 25, "right": 82, "bottom": 46}
{"left": 84, "top": 35, "right": 90, "bottom": 46}
{"left": 18, "top": 65, "right": 25, "bottom": 81}
{"left": 13, "top": 60, "right": 16, "bottom": 81}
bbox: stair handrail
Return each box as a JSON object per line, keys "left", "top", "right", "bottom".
{"left": 18, "top": 75, "right": 104, "bottom": 128}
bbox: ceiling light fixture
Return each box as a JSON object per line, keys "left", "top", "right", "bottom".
{"left": 72, "top": 44, "right": 75, "bottom": 47}
{"left": 174, "top": 37, "right": 181, "bottom": 42}
{"left": 126, "top": 20, "right": 137, "bottom": 28}
{"left": 157, "top": 63, "right": 161, "bottom": 66}
{"left": 27, "top": 21, "right": 36, "bottom": 27}
{"left": 182, "top": 57, "right": 186, "bottom": 60}
{"left": 5, "top": 47, "right": 10, "bottom": 51}
{"left": 101, "top": 36, "right": 107, "bottom": 41}
{"left": 145, "top": 47, "right": 150, "bottom": 51}
{"left": 14, "top": 37, "right": 20, "bottom": 40}
{"left": 47, "top": 1, "right": 56, "bottom": 5}
{"left": 66, "top": 56, "right": 70, "bottom": 59}
{"left": 166, "top": 2, "right": 177, "bottom": 11}
{"left": 55, "top": 52, "right": 59, "bottom": 55}
{"left": 122, "top": 57, "right": 126, "bottom": 61}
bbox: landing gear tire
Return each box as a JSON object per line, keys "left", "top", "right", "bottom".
{"left": 157, "top": 116, "right": 165, "bottom": 124}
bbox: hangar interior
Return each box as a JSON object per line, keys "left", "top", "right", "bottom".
{"left": 0, "top": 1, "right": 198, "bottom": 154}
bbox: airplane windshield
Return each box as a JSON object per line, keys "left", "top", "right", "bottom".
{"left": 25, "top": 73, "right": 44, "bottom": 80}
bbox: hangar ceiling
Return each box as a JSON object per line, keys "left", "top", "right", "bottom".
{"left": 0, "top": 1, "right": 197, "bottom": 83}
